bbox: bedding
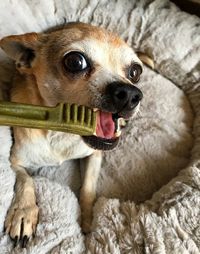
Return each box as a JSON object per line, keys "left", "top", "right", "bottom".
{"left": 0, "top": 0, "right": 200, "bottom": 253}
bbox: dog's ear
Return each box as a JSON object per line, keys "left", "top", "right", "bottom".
{"left": 137, "top": 52, "right": 154, "bottom": 69}
{"left": 0, "top": 33, "right": 39, "bottom": 71}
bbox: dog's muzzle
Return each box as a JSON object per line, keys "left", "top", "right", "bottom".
{"left": 83, "top": 81, "right": 143, "bottom": 150}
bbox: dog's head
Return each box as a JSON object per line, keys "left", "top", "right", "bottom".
{"left": 0, "top": 22, "right": 143, "bottom": 150}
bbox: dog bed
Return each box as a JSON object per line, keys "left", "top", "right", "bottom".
{"left": 0, "top": 0, "right": 200, "bottom": 253}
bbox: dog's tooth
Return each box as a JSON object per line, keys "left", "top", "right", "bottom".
{"left": 115, "top": 130, "right": 122, "bottom": 138}
{"left": 93, "top": 108, "right": 99, "bottom": 112}
{"left": 115, "top": 118, "right": 120, "bottom": 132}
{"left": 119, "top": 118, "right": 126, "bottom": 127}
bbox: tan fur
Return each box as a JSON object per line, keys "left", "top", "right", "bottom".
{"left": 80, "top": 150, "right": 102, "bottom": 232}
{"left": 0, "top": 23, "right": 143, "bottom": 244}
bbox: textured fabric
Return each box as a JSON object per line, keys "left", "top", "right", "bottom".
{"left": 0, "top": 0, "right": 200, "bottom": 253}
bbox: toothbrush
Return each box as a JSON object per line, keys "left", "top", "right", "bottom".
{"left": 0, "top": 101, "right": 97, "bottom": 136}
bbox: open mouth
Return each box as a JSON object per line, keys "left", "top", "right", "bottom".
{"left": 83, "top": 110, "right": 126, "bottom": 150}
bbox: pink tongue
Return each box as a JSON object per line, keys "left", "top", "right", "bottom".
{"left": 96, "top": 111, "right": 115, "bottom": 139}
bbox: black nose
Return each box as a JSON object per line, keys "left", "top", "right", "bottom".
{"left": 106, "top": 82, "right": 143, "bottom": 112}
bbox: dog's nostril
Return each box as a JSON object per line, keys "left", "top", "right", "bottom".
{"left": 115, "top": 90, "right": 127, "bottom": 100}
{"left": 131, "top": 95, "right": 140, "bottom": 104}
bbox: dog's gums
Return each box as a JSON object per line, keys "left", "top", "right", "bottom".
{"left": 96, "top": 111, "right": 115, "bottom": 139}
{"left": 95, "top": 110, "right": 123, "bottom": 139}
{"left": 83, "top": 110, "right": 123, "bottom": 150}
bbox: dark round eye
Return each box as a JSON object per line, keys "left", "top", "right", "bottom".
{"left": 63, "top": 51, "right": 88, "bottom": 73}
{"left": 128, "top": 64, "right": 142, "bottom": 82}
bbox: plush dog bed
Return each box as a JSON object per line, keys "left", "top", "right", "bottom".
{"left": 0, "top": 0, "right": 200, "bottom": 253}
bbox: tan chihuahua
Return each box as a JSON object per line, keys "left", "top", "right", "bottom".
{"left": 0, "top": 22, "right": 143, "bottom": 248}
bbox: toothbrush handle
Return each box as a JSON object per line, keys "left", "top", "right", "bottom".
{"left": 0, "top": 101, "right": 96, "bottom": 136}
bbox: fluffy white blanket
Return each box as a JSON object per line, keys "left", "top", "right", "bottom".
{"left": 0, "top": 0, "right": 200, "bottom": 253}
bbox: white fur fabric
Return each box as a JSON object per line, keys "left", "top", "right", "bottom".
{"left": 0, "top": 0, "right": 200, "bottom": 253}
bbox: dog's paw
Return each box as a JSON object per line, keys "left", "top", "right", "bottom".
{"left": 4, "top": 202, "right": 39, "bottom": 248}
{"left": 80, "top": 190, "right": 93, "bottom": 234}
{"left": 82, "top": 217, "right": 92, "bottom": 234}
{"left": 81, "top": 207, "right": 92, "bottom": 234}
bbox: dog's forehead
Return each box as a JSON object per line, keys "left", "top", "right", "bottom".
{"left": 45, "top": 24, "right": 140, "bottom": 68}
{"left": 68, "top": 38, "right": 139, "bottom": 67}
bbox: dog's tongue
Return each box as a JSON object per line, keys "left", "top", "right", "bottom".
{"left": 96, "top": 111, "right": 115, "bottom": 139}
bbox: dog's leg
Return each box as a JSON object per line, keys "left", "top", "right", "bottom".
{"left": 80, "top": 150, "right": 102, "bottom": 233}
{"left": 4, "top": 162, "right": 39, "bottom": 247}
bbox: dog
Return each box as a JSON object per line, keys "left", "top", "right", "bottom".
{"left": 0, "top": 22, "right": 143, "bottom": 248}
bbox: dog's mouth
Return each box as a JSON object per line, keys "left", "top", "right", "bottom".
{"left": 83, "top": 110, "right": 126, "bottom": 150}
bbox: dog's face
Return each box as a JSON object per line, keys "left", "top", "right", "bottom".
{"left": 0, "top": 22, "right": 143, "bottom": 150}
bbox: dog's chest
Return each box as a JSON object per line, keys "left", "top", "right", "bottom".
{"left": 19, "top": 131, "right": 94, "bottom": 170}
{"left": 47, "top": 131, "right": 94, "bottom": 161}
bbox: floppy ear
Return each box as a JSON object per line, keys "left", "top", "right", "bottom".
{"left": 0, "top": 33, "right": 39, "bottom": 70}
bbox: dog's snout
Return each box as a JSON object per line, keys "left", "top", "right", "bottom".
{"left": 106, "top": 82, "right": 143, "bottom": 112}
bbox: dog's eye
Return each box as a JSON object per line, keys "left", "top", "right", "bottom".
{"left": 128, "top": 64, "right": 142, "bottom": 83}
{"left": 63, "top": 52, "right": 88, "bottom": 73}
